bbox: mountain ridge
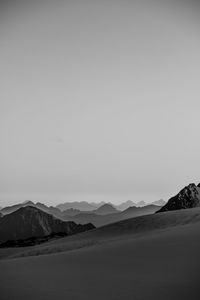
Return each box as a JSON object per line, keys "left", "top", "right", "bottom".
{"left": 0, "top": 206, "right": 95, "bottom": 243}
{"left": 157, "top": 183, "right": 200, "bottom": 213}
{"left": 63, "top": 204, "right": 160, "bottom": 227}
{"left": 93, "top": 203, "right": 119, "bottom": 215}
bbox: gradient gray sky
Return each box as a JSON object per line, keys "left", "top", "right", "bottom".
{"left": 1, "top": 0, "right": 200, "bottom": 206}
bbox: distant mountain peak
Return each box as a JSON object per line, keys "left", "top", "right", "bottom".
{"left": 152, "top": 199, "right": 166, "bottom": 206}
{"left": 56, "top": 201, "right": 97, "bottom": 212}
{"left": 136, "top": 201, "right": 146, "bottom": 207}
{"left": 157, "top": 183, "right": 200, "bottom": 213}
{"left": 94, "top": 203, "right": 118, "bottom": 215}
{"left": 22, "top": 200, "right": 34, "bottom": 205}
{"left": 124, "top": 200, "right": 133, "bottom": 204}
{"left": 98, "top": 203, "right": 114, "bottom": 209}
{"left": 115, "top": 200, "right": 135, "bottom": 211}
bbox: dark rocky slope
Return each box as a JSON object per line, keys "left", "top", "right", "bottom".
{"left": 0, "top": 206, "right": 95, "bottom": 243}
{"left": 157, "top": 183, "right": 200, "bottom": 213}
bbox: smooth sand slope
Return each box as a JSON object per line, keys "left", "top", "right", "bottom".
{"left": 1, "top": 207, "right": 200, "bottom": 259}
{"left": 0, "top": 208, "right": 200, "bottom": 300}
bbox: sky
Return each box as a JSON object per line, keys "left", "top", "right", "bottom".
{"left": 1, "top": 0, "right": 200, "bottom": 206}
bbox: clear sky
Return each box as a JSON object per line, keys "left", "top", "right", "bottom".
{"left": 1, "top": 0, "right": 200, "bottom": 206}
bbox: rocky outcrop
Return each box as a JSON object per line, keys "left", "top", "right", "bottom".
{"left": 157, "top": 183, "right": 200, "bottom": 213}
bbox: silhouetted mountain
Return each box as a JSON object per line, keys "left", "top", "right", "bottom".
{"left": 35, "top": 202, "right": 49, "bottom": 211}
{"left": 89, "top": 201, "right": 107, "bottom": 209}
{"left": 115, "top": 200, "right": 135, "bottom": 211}
{"left": 22, "top": 200, "right": 33, "bottom": 204}
{"left": 0, "top": 206, "right": 95, "bottom": 243}
{"left": 63, "top": 204, "right": 160, "bottom": 227}
{"left": 56, "top": 201, "right": 98, "bottom": 212}
{"left": 0, "top": 201, "right": 62, "bottom": 218}
{"left": 157, "top": 183, "right": 200, "bottom": 213}
{"left": 0, "top": 201, "right": 35, "bottom": 215}
{"left": 120, "top": 205, "right": 160, "bottom": 218}
{"left": 35, "top": 202, "right": 62, "bottom": 218}
{"left": 57, "top": 200, "right": 153, "bottom": 212}
{"left": 48, "top": 206, "right": 63, "bottom": 217}
{"left": 151, "top": 199, "right": 166, "bottom": 206}
{"left": 93, "top": 203, "right": 119, "bottom": 215}
{"left": 136, "top": 201, "right": 146, "bottom": 207}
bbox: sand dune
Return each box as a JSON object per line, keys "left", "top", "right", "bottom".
{"left": 0, "top": 208, "right": 200, "bottom": 300}
{"left": 0, "top": 223, "right": 199, "bottom": 300}
{"left": 1, "top": 207, "right": 200, "bottom": 259}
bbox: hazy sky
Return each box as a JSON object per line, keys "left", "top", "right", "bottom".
{"left": 1, "top": 0, "right": 200, "bottom": 206}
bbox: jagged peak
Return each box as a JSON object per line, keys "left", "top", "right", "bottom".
{"left": 23, "top": 200, "right": 34, "bottom": 205}
{"left": 98, "top": 203, "right": 115, "bottom": 208}
{"left": 179, "top": 183, "right": 200, "bottom": 195}
{"left": 186, "top": 183, "right": 196, "bottom": 188}
{"left": 157, "top": 182, "right": 200, "bottom": 213}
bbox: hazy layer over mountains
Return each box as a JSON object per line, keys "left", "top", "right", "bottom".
{"left": 1, "top": 183, "right": 200, "bottom": 245}
{"left": 0, "top": 199, "right": 164, "bottom": 229}
{"left": 0, "top": 199, "right": 165, "bottom": 215}
{"left": 0, "top": 200, "right": 162, "bottom": 232}
{"left": 62, "top": 205, "right": 160, "bottom": 227}
{"left": 56, "top": 199, "right": 165, "bottom": 211}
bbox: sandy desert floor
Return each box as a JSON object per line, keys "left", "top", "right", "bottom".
{"left": 0, "top": 209, "right": 200, "bottom": 300}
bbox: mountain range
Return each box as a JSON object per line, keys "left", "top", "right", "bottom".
{"left": 0, "top": 200, "right": 62, "bottom": 218}
{"left": 1, "top": 182, "right": 200, "bottom": 300}
{"left": 62, "top": 204, "right": 161, "bottom": 227}
{"left": 0, "top": 201, "right": 162, "bottom": 228}
{"left": 0, "top": 199, "right": 165, "bottom": 217}
{"left": 1, "top": 201, "right": 200, "bottom": 300}
{"left": 1, "top": 182, "right": 200, "bottom": 245}
{"left": 0, "top": 201, "right": 163, "bottom": 244}
{"left": 56, "top": 201, "right": 106, "bottom": 212}
{"left": 56, "top": 199, "right": 165, "bottom": 211}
